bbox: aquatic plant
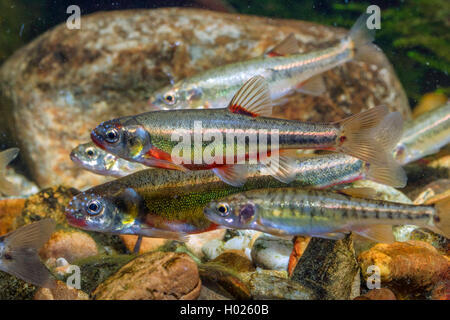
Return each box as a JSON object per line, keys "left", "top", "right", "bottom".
{"left": 228, "top": 0, "right": 450, "bottom": 104}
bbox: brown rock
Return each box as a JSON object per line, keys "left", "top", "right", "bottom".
{"left": 93, "top": 251, "right": 201, "bottom": 300}
{"left": 358, "top": 241, "right": 450, "bottom": 296}
{"left": 209, "top": 250, "right": 255, "bottom": 273}
{"left": 39, "top": 230, "right": 98, "bottom": 263}
{"left": 291, "top": 234, "right": 359, "bottom": 300}
{"left": 120, "top": 235, "right": 169, "bottom": 254}
{"left": 198, "top": 285, "right": 231, "bottom": 300}
{"left": 199, "top": 264, "right": 251, "bottom": 300}
{"left": 240, "top": 271, "right": 316, "bottom": 300}
{"left": 17, "top": 186, "right": 79, "bottom": 227}
{"left": 0, "top": 8, "right": 410, "bottom": 189}
{"left": 0, "top": 198, "right": 25, "bottom": 234}
{"left": 430, "top": 281, "right": 450, "bottom": 300}
{"left": 34, "top": 280, "right": 89, "bottom": 300}
{"left": 287, "top": 236, "right": 311, "bottom": 276}
{"left": 359, "top": 288, "right": 397, "bottom": 300}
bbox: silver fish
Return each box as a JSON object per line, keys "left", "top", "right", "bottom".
{"left": 149, "top": 13, "right": 379, "bottom": 111}
{"left": 70, "top": 142, "right": 147, "bottom": 177}
{"left": 204, "top": 188, "right": 450, "bottom": 242}
{"left": 394, "top": 101, "right": 450, "bottom": 165}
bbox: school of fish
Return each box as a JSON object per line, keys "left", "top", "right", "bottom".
{"left": 1, "top": 12, "right": 449, "bottom": 289}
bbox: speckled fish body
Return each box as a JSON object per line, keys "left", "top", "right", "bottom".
{"left": 204, "top": 188, "right": 445, "bottom": 240}
{"left": 70, "top": 142, "right": 147, "bottom": 177}
{"left": 149, "top": 13, "right": 374, "bottom": 110}
{"left": 394, "top": 102, "right": 450, "bottom": 165}
{"left": 65, "top": 153, "right": 382, "bottom": 239}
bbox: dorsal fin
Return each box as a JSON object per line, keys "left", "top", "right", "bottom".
{"left": 228, "top": 76, "right": 273, "bottom": 117}
{"left": 265, "top": 33, "right": 300, "bottom": 57}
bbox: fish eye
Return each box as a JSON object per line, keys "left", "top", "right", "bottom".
{"left": 105, "top": 128, "right": 120, "bottom": 144}
{"left": 86, "top": 199, "right": 103, "bottom": 216}
{"left": 216, "top": 203, "right": 230, "bottom": 217}
{"left": 86, "top": 147, "right": 96, "bottom": 158}
{"left": 163, "top": 93, "right": 176, "bottom": 105}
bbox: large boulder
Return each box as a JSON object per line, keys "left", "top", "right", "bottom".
{"left": 0, "top": 8, "right": 410, "bottom": 189}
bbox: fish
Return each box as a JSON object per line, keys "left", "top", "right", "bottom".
{"left": 0, "top": 219, "right": 56, "bottom": 288}
{"left": 394, "top": 101, "right": 450, "bottom": 165}
{"left": 64, "top": 152, "right": 403, "bottom": 239}
{"left": 70, "top": 142, "right": 147, "bottom": 177}
{"left": 203, "top": 188, "right": 450, "bottom": 242}
{"left": 0, "top": 148, "right": 20, "bottom": 196}
{"left": 148, "top": 13, "right": 379, "bottom": 110}
{"left": 92, "top": 76, "right": 405, "bottom": 187}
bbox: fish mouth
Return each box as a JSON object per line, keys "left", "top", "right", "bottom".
{"left": 69, "top": 151, "right": 81, "bottom": 165}
{"left": 148, "top": 100, "right": 163, "bottom": 111}
{"left": 203, "top": 207, "right": 221, "bottom": 224}
{"left": 91, "top": 130, "right": 106, "bottom": 150}
{"left": 64, "top": 208, "right": 88, "bottom": 228}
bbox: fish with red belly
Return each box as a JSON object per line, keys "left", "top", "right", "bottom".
{"left": 91, "top": 76, "right": 406, "bottom": 188}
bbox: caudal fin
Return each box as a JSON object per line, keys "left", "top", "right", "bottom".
{"left": 0, "top": 148, "right": 20, "bottom": 196}
{"left": 431, "top": 196, "right": 450, "bottom": 239}
{"left": 362, "top": 112, "right": 408, "bottom": 188}
{"left": 345, "top": 12, "right": 389, "bottom": 67}
{"left": 1, "top": 219, "right": 56, "bottom": 288}
{"left": 337, "top": 106, "right": 405, "bottom": 170}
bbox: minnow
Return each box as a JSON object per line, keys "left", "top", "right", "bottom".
{"left": 148, "top": 13, "right": 380, "bottom": 110}
{"left": 92, "top": 76, "right": 405, "bottom": 187}
{"left": 0, "top": 148, "right": 20, "bottom": 196}
{"left": 70, "top": 142, "right": 147, "bottom": 177}
{"left": 203, "top": 188, "right": 450, "bottom": 242}
{"left": 394, "top": 101, "right": 450, "bottom": 165}
{"left": 64, "top": 153, "right": 403, "bottom": 239}
{"left": 0, "top": 219, "right": 56, "bottom": 288}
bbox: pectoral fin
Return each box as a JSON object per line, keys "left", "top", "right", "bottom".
{"left": 262, "top": 151, "right": 297, "bottom": 184}
{"left": 296, "top": 75, "right": 326, "bottom": 96}
{"left": 353, "top": 225, "right": 395, "bottom": 243}
{"left": 213, "top": 165, "right": 248, "bottom": 187}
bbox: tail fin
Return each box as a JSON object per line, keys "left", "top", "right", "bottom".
{"left": 0, "top": 148, "right": 20, "bottom": 196}
{"left": 431, "top": 196, "right": 450, "bottom": 239}
{"left": 1, "top": 219, "right": 56, "bottom": 288}
{"left": 363, "top": 112, "right": 407, "bottom": 188}
{"left": 337, "top": 106, "right": 405, "bottom": 170}
{"left": 346, "top": 13, "right": 385, "bottom": 66}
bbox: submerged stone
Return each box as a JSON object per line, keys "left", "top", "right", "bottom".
{"left": 290, "top": 234, "right": 359, "bottom": 300}
{"left": 92, "top": 251, "right": 201, "bottom": 300}
{"left": 0, "top": 8, "right": 410, "bottom": 189}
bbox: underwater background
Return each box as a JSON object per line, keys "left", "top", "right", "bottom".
{"left": 0, "top": 0, "right": 448, "bottom": 300}
{"left": 0, "top": 0, "right": 448, "bottom": 106}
